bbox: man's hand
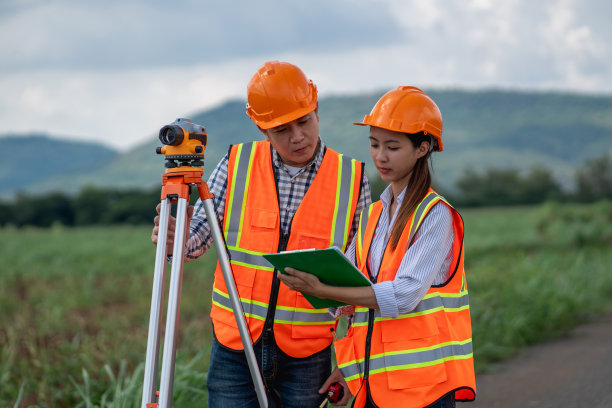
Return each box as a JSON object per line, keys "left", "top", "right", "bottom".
{"left": 319, "top": 367, "right": 351, "bottom": 406}
{"left": 151, "top": 203, "right": 194, "bottom": 256}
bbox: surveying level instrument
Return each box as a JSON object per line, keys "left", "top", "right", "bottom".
{"left": 141, "top": 118, "right": 268, "bottom": 408}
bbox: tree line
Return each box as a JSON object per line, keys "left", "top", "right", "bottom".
{"left": 1, "top": 155, "right": 610, "bottom": 228}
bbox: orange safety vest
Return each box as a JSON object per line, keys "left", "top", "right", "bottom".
{"left": 335, "top": 190, "right": 476, "bottom": 407}
{"left": 210, "top": 141, "right": 364, "bottom": 358}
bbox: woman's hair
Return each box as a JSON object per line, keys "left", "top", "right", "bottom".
{"left": 389, "top": 132, "right": 433, "bottom": 250}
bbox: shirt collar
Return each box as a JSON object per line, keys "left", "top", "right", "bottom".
{"left": 380, "top": 184, "right": 407, "bottom": 208}
{"left": 271, "top": 138, "right": 326, "bottom": 174}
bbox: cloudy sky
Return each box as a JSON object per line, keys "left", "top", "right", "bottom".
{"left": 1, "top": 0, "right": 610, "bottom": 151}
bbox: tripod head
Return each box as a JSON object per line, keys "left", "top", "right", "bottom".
{"left": 156, "top": 118, "right": 207, "bottom": 172}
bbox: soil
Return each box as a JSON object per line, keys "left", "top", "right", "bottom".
{"left": 468, "top": 317, "right": 612, "bottom": 408}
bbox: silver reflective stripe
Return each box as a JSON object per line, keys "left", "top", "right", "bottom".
{"left": 351, "top": 292, "right": 470, "bottom": 325}
{"left": 225, "top": 142, "right": 255, "bottom": 247}
{"left": 407, "top": 192, "right": 440, "bottom": 245}
{"left": 339, "top": 357, "right": 365, "bottom": 381}
{"left": 357, "top": 204, "right": 372, "bottom": 255}
{"left": 369, "top": 339, "right": 473, "bottom": 374}
{"left": 331, "top": 156, "right": 356, "bottom": 249}
{"left": 340, "top": 340, "right": 473, "bottom": 381}
{"left": 212, "top": 287, "right": 268, "bottom": 321}
{"left": 274, "top": 306, "right": 336, "bottom": 325}
{"left": 227, "top": 247, "right": 274, "bottom": 269}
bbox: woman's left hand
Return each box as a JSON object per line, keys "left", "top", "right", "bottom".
{"left": 277, "top": 267, "right": 323, "bottom": 296}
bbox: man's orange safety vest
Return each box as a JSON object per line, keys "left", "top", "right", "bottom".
{"left": 335, "top": 190, "right": 476, "bottom": 407}
{"left": 210, "top": 141, "right": 364, "bottom": 358}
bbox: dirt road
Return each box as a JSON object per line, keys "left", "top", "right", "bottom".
{"left": 468, "top": 317, "right": 612, "bottom": 408}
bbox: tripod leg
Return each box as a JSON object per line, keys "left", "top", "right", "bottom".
{"left": 158, "top": 197, "right": 189, "bottom": 408}
{"left": 142, "top": 198, "right": 171, "bottom": 407}
{"left": 202, "top": 198, "right": 269, "bottom": 408}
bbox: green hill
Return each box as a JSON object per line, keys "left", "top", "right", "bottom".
{"left": 2, "top": 89, "right": 612, "bottom": 197}
{"left": 0, "top": 134, "right": 117, "bottom": 196}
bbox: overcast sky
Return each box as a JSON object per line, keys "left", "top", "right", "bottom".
{"left": 1, "top": 0, "right": 610, "bottom": 151}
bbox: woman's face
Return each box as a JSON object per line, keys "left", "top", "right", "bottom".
{"left": 369, "top": 126, "right": 428, "bottom": 193}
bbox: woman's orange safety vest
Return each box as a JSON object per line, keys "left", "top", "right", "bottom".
{"left": 335, "top": 190, "right": 476, "bottom": 407}
{"left": 210, "top": 141, "right": 364, "bottom": 358}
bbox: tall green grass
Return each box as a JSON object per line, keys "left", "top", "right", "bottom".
{"left": 1, "top": 201, "right": 611, "bottom": 406}
{"left": 0, "top": 225, "right": 216, "bottom": 407}
{"left": 463, "top": 201, "right": 612, "bottom": 372}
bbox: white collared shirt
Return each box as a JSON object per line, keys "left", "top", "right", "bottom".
{"left": 345, "top": 185, "right": 455, "bottom": 318}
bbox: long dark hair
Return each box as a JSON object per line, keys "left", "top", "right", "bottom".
{"left": 389, "top": 132, "right": 433, "bottom": 250}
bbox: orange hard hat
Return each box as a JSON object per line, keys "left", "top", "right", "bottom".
{"left": 246, "top": 61, "right": 318, "bottom": 129}
{"left": 354, "top": 86, "right": 443, "bottom": 151}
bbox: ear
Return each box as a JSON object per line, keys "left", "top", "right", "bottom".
{"left": 417, "top": 141, "right": 430, "bottom": 158}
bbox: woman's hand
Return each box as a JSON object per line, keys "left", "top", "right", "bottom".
{"left": 277, "top": 267, "right": 324, "bottom": 297}
{"left": 278, "top": 267, "right": 379, "bottom": 309}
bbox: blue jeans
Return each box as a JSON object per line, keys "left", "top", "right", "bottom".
{"left": 207, "top": 330, "right": 331, "bottom": 408}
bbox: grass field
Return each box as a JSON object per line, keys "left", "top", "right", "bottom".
{"left": 1, "top": 201, "right": 611, "bottom": 407}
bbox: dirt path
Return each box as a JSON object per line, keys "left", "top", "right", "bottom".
{"left": 468, "top": 317, "right": 612, "bottom": 408}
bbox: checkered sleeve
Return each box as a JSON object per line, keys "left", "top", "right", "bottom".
{"left": 184, "top": 153, "right": 229, "bottom": 261}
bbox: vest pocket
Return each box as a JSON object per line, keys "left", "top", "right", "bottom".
{"left": 295, "top": 233, "right": 330, "bottom": 250}
{"left": 380, "top": 315, "right": 439, "bottom": 341}
{"left": 211, "top": 266, "right": 257, "bottom": 328}
{"left": 382, "top": 333, "right": 447, "bottom": 390}
{"left": 335, "top": 333, "right": 364, "bottom": 397}
{"left": 247, "top": 208, "right": 279, "bottom": 252}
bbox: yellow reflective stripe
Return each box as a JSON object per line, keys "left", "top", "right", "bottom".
{"left": 211, "top": 287, "right": 268, "bottom": 321}
{"left": 369, "top": 339, "right": 473, "bottom": 375}
{"left": 328, "top": 154, "right": 343, "bottom": 247}
{"left": 211, "top": 301, "right": 267, "bottom": 322}
{"left": 234, "top": 144, "right": 257, "bottom": 247}
{"left": 370, "top": 353, "right": 474, "bottom": 375}
{"left": 213, "top": 286, "right": 270, "bottom": 308}
{"left": 273, "top": 318, "right": 337, "bottom": 325}
{"left": 339, "top": 159, "right": 357, "bottom": 250}
{"left": 228, "top": 261, "right": 272, "bottom": 270}
{"left": 275, "top": 304, "right": 331, "bottom": 313}
{"left": 338, "top": 355, "right": 366, "bottom": 370}
{"left": 226, "top": 245, "right": 275, "bottom": 271}
{"left": 356, "top": 213, "right": 363, "bottom": 259}
{"left": 224, "top": 144, "right": 243, "bottom": 234}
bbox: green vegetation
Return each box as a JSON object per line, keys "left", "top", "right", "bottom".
{"left": 3, "top": 89, "right": 612, "bottom": 197}
{"left": 2, "top": 154, "right": 611, "bottom": 228}
{"left": 2, "top": 201, "right": 612, "bottom": 406}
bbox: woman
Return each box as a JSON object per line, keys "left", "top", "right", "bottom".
{"left": 278, "top": 86, "right": 476, "bottom": 408}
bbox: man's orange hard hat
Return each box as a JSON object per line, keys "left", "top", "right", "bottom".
{"left": 246, "top": 61, "right": 318, "bottom": 130}
{"left": 354, "top": 86, "right": 444, "bottom": 151}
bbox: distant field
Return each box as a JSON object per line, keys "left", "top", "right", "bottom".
{"left": 1, "top": 201, "right": 611, "bottom": 407}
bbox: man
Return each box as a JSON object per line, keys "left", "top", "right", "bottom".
{"left": 152, "top": 61, "right": 371, "bottom": 407}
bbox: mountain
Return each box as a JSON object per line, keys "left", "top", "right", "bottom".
{"left": 2, "top": 89, "right": 612, "bottom": 198}
{"left": 0, "top": 134, "right": 117, "bottom": 196}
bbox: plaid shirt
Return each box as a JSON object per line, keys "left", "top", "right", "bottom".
{"left": 185, "top": 139, "right": 371, "bottom": 260}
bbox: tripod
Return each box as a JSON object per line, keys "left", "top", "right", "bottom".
{"left": 141, "top": 124, "right": 268, "bottom": 407}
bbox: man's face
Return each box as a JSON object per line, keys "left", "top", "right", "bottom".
{"left": 262, "top": 110, "right": 320, "bottom": 167}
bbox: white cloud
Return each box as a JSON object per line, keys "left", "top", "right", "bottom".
{"left": 1, "top": 0, "right": 611, "bottom": 151}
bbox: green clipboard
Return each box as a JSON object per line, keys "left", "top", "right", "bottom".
{"left": 263, "top": 246, "right": 372, "bottom": 309}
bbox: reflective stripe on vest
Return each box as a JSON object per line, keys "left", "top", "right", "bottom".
{"left": 211, "top": 141, "right": 363, "bottom": 357}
